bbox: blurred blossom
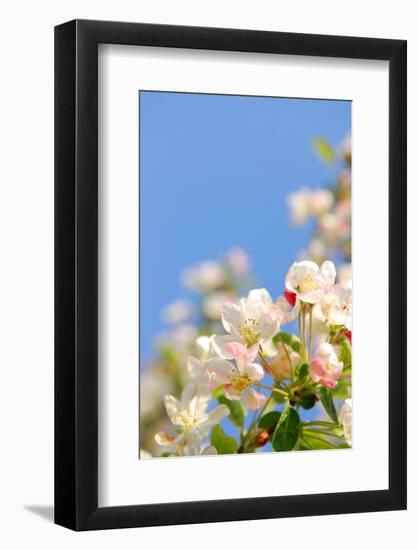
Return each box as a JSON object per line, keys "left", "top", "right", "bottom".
{"left": 299, "top": 237, "right": 327, "bottom": 262}
{"left": 161, "top": 299, "right": 194, "bottom": 325}
{"left": 202, "top": 291, "right": 235, "bottom": 321}
{"left": 225, "top": 247, "right": 251, "bottom": 275}
{"left": 309, "top": 189, "right": 334, "bottom": 216}
{"left": 318, "top": 212, "right": 349, "bottom": 242}
{"left": 156, "top": 323, "right": 198, "bottom": 352}
{"left": 140, "top": 367, "right": 173, "bottom": 418}
{"left": 181, "top": 260, "right": 225, "bottom": 292}
{"left": 339, "top": 134, "right": 351, "bottom": 164}
{"left": 288, "top": 187, "right": 334, "bottom": 225}
{"left": 287, "top": 187, "right": 311, "bottom": 225}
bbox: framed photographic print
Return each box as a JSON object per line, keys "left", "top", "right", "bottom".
{"left": 54, "top": 20, "right": 407, "bottom": 530}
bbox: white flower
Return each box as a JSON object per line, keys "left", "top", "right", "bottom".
{"left": 155, "top": 384, "right": 229, "bottom": 454}
{"left": 181, "top": 261, "right": 225, "bottom": 292}
{"left": 285, "top": 260, "right": 336, "bottom": 304}
{"left": 161, "top": 300, "right": 193, "bottom": 325}
{"left": 339, "top": 398, "right": 352, "bottom": 446}
{"left": 212, "top": 288, "right": 281, "bottom": 353}
{"left": 209, "top": 342, "right": 266, "bottom": 410}
{"left": 317, "top": 281, "right": 352, "bottom": 330}
{"left": 187, "top": 336, "right": 219, "bottom": 386}
{"left": 310, "top": 342, "right": 343, "bottom": 389}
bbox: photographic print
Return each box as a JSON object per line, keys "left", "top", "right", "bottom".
{"left": 139, "top": 91, "right": 352, "bottom": 459}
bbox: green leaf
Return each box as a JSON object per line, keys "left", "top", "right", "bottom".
{"left": 210, "top": 425, "right": 238, "bottom": 455}
{"left": 296, "top": 363, "right": 310, "bottom": 384}
{"left": 313, "top": 137, "right": 334, "bottom": 164}
{"left": 259, "top": 411, "right": 280, "bottom": 432}
{"left": 333, "top": 378, "right": 350, "bottom": 400}
{"left": 339, "top": 339, "right": 352, "bottom": 371}
{"left": 301, "top": 432, "right": 337, "bottom": 450}
{"left": 320, "top": 388, "right": 339, "bottom": 424}
{"left": 272, "top": 405, "right": 300, "bottom": 451}
{"left": 273, "top": 331, "right": 301, "bottom": 354}
{"left": 217, "top": 394, "right": 245, "bottom": 428}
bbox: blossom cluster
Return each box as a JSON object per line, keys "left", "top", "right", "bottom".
{"left": 152, "top": 259, "right": 352, "bottom": 457}
{"left": 287, "top": 135, "right": 351, "bottom": 269}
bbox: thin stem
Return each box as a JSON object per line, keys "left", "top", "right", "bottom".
{"left": 309, "top": 304, "right": 313, "bottom": 362}
{"left": 280, "top": 341, "right": 295, "bottom": 383}
{"left": 298, "top": 310, "right": 304, "bottom": 362}
{"left": 254, "top": 383, "right": 288, "bottom": 397}
{"left": 240, "top": 392, "right": 274, "bottom": 451}
{"left": 303, "top": 306, "right": 307, "bottom": 360}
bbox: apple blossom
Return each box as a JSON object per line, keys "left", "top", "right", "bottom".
{"left": 155, "top": 383, "right": 229, "bottom": 455}
{"left": 212, "top": 288, "right": 281, "bottom": 352}
{"left": 310, "top": 342, "right": 343, "bottom": 389}
{"left": 209, "top": 342, "right": 266, "bottom": 410}
{"left": 285, "top": 260, "right": 336, "bottom": 304}
{"left": 316, "top": 281, "right": 352, "bottom": 330}
{"left": 339, "top": 398, "right": 352, "bottom": 446}
{"left": 187, "top": 335, "right": 220, "bottom": 387}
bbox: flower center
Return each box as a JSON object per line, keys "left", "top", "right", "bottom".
{"left": 178, "top": 412, "right": 197, "bottom": 432}
{"left": 238, "top": 318, "right": 260, "bottom": 347}
{"left": 232, "top": 373, "right": 252, "bottom": 392}
{"left": 296, "top": 274, "right": 320, "bottom": 294}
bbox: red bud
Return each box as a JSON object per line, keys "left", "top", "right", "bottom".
{"left": 284, "top": 289, "right": 297, "bottom": 307}
{"left": 344, "top": 330, "right": 352, "bottom": 343}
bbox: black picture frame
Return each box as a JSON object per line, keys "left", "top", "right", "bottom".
{"left": 55, "top": 19, "right": 407, "bottom": 531}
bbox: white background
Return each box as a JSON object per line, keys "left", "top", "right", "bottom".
{"left": 0, "top": 1, "right": 415, "bottom": 548}
{"left": 99, "top": 45, "right": 389, "bottom": 506}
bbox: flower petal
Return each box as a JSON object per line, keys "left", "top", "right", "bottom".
{"left": 243, "top": 388, "right": 267, "bottom": 410}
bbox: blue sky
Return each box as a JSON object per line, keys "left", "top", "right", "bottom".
{"left": 140, "top": 91, "right": 351, "bottom": 361}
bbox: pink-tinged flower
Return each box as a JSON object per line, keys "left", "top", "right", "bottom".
{"left": 212, "top": 288, "right": 281, "bottom": 354}
{"left": 310, "top": 342, "right": 343, "bottom": 389}
{"left": 285, "top": 260, "right": 336, "bottom": 304}
{"left": 339, "top": 398, "right": 352, "bottom": 446}
{"left": 209, "top": 342, "right": 266, "bottom": 410}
